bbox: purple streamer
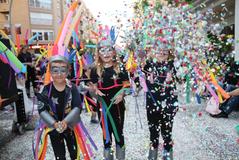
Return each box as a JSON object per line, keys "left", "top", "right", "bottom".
{"left": 78, "top": 121, "right": 98, "bottom": 150}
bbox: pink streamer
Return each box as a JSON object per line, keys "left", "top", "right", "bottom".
{"left": 58, "top": 10, "right": 74, "bottom": 56}
{"left": 0, "top": 53, "right": 8, "bottom": 64}
{"left": 194, "top": 67, "right": 219, "bottom": 104}
{"left": 25, "top": 29, "right": 29, "bottom": 45}
{"left": 139, "top": 76, "right": 148, "bottom": 92}
{"left": 205, "top": 84, "right": 219, "bottom": 105}
{"left": 77, "top": 125, "right": 94, "bottom": 157}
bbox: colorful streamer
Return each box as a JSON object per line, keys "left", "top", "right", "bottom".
{"left": 0, "top": 41, "right": 26, "bottom": 73}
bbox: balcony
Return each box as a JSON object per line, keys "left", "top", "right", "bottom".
{"left": 0, "top": 3, "right": 9, "bottom": 13}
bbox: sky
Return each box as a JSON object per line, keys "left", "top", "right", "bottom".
{"left": 83, "top": 0, "right": 135, "bottom": 47}
{"left": 83, "top": 0, "right": 135, "bottom": 26}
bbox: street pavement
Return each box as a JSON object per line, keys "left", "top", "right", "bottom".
{"left": 0, "top": 91, "right": 238, "bottom": 160}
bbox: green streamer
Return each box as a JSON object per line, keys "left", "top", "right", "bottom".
{"left": 97, "top": 88, "right": 131, "bottom": 142}
{"left": 186, "top": 74, "right": 191, "bottom": 103}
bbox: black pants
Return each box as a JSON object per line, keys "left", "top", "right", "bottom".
{"left": 98, "top": 102, "right": 125, "bottom": 149}
{"left": 49, "top": 129, "right": 77, "bottom": 160}
{"left": 26, "top": 68, "right": 36, "bottom": 91}
{"left": 146, "top": 92, "right": 178, "bottom": 152}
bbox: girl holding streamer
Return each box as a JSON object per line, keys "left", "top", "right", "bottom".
{"left": 89, "top": 37, "right": 129, "bottom": 160}
{"left": 143, "top": 48, "right": 178, "bottom": 160}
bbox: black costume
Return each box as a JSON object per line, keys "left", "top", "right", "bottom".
{"left": 90, "top": 65, "right": 129, "bottom": 149}
{"left": 144, "top": 59, "right": 178, "bottom": 152}
{"left": 18, "top": 51, "right": 37, "bottom": 95}
{"left": 37, "top": 81, "right": 81, "bottom": 160}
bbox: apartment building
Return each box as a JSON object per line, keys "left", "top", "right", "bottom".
{"left": 0, "top": 0, "right": 96, "bottom": 46}
{"left": 0, "top": 0, "right": 61, "bottom": 44}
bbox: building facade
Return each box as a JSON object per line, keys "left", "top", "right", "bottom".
{"left": 0, "top": 0, "right": 96, "bottom": 46}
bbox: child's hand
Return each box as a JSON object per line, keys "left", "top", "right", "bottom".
{"left": 95, "top": 89, "right": 105, "bottom": 96}
{"left": 54, "top": 121, "right": 67, "bottom": 133}
{"left": 113, "top": 93, "right": 124, "bottom": 104}
{"left": 61, "top": 120, "right": 68, "bottom": 131}
{"left": 88, "top": 82, "right": 105, "bottom": 96}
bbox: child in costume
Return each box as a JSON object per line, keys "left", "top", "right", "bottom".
{"left": 89, "top": 32, "right": 130, "bottom": 160}
{"left": 37, "top": 55, "right": 82, "bottom": 160}
{"left": 143, "top": 48, "right": 178, "bottom": 160}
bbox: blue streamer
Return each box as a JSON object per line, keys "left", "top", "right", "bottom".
{"left": 73, "top": 55, "right": 77, "bottom": 78}
{"left": 196, "top": 93, "right": 201, "bottom": 104}
{"left": 102, "top": 103, "right": 111, "bottom": 143}
{"left": 85, "top": 44, "right": 96, "bottom": 48}
{"left": 110, "top": 26, "right": 118, "bottom": 45}
{"left": 28, "top": 33, "right": 39, "bottom": 45}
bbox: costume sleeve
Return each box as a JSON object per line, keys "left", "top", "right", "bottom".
{"left": 36, "top": 86, "right": 56, "bottom": 127}
{"left": 143, "top": 60, "right": 152, "bottom": 73}
{"left": 90, "top": 67, "right": 98, "bottom": 84}
{"left": 63, "top": 107, "right": 81, "bottom": 128}
{"left": 37, "top": 86, "right": 49, "bottom": 114}
{"left": 63, "top": 84, "right": 82, "bottom": 127}
{"left": 169, "top": 60, "right": 179, "bottom": 83}
{"left": 119, "top": 65, "right": 129, "bottom": 82}
{"left": 71, "top": 84, "right": 82, "bottom": 110}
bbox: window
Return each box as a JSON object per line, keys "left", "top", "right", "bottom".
{"left": 0, "top": 0, "right": 8, "bottom": 3}
{"left": 30, "top": 12, "right": 53, "bottom": 25}
{"left": 32, "top": 30, "right": 54, "bottom": 41}
{"left": 38, "top": 32, "right": 43, "bottom": 40}
{"left": 29, "top": 0, "right": 52, "bottom": 9}
{"left": 5, "top": 14, "right": 9, "bottom": 21}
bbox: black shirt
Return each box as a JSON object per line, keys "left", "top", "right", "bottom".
{"left": 90, "top": 65, "right": 129, "bottom": 105}
{"left": 144, "top": 59, "right": 177, "bottom": 98}
{"left": 18, "top": 52, "right": 34, "bottom": 72}
{"left": 18, "top": 52, "right": 32, "bottom": 63}
{"left": 50, "top": 85, "right": 66, "bottom": 121}
{"left": 38, "top": 82, "right": 81, "bottom": 121}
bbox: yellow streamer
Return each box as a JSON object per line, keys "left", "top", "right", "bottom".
{"left": 126, "top": 51, "right": 137, "bottom": 72}
{"left": 0, "top": 30, "right": 18, "bottom": 55}
{"left": 209, "top": 71, "right": 223, "bottom": 103}
{"left": 38, "top": 128, "right": 52, "bottom": 159}
{"left": 76, "top": 52, "right": 83, "bottom": 78}
{"left": 84, "top": 96, "right": 91, "bottom": 113}
{"left": 35, "top": 48, "right": 48, "bottom": 68}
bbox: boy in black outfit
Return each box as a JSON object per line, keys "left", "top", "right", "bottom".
{"left": 37, "top": 55, "right": 81, "bottom": 160}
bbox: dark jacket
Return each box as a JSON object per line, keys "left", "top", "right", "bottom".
{"left": 37, "top": 80, "right": 82, "bottom": 128}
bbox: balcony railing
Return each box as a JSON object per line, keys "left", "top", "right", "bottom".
{"left": 0, "top": 3, "right": 9, "bottom": 13}
{"left": 29, "top": 1, "right": 52, "bottom": 10}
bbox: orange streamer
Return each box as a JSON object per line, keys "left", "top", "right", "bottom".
{"left": 74, "top": 127, "right": 90, "bottom": 160}
{"left": 39, "top": 132, "right": 48, "bottom": 160}
{"left": 211, "top": 81, "right": 230, "bottom": 99}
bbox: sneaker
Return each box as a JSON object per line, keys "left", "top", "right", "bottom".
{"left": 210, "top": 111, "right": 228, "bottom": 118}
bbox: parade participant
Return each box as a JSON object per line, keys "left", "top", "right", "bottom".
{"left": 84, "top": 66, "right": 99, "bottom": 123}
{"left": 18, "top": 45, "right": 37, "bottom": 97}
{"left": 37, "top": 55, "right": 82, "bottom": 160}
{"left": 143, "top": 48, "right": 178, "bottom": 160}
{"left": 89, "top": 38, "right": 129, "bottom": 160}
{"left": 211, "top": 87, "right": 239, "bottom": 118}
{"left": 78, "top": 65, "right": 99, "bottom": 123}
